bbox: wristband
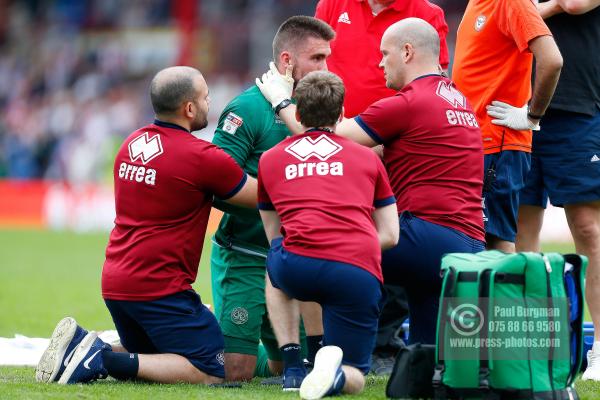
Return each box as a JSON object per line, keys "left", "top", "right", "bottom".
{"left": 274, "top": 99, "right": 292, "bottom": 115}
{"left": 527, "top": 108, "right": 544, "bottom": 120}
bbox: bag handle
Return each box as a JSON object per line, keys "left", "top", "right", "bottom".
{"left": 433, "top": 267, "right": 458, "bottom": 398}
{"left": 434, "top": 268, "right": 495, "bottom": 399}
{"left": 478, "top": 269, "right": 493, "bottom": 392}
{"left": 564, "top": 254, "right": 586, "bottom": 386}
{"left": 435, "top": 266, "right": 458, "bottom": 365}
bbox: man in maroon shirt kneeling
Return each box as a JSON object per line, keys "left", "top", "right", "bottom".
{"left": 258, "top": 18, "right": 485, "bottom": 351}
{"left": 36, "top": 66, "right": 256, "bottom": 385}
{"left": 257, "top": 71, "right": 399, "bottom": 397}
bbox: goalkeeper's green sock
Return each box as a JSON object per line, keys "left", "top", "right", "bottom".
{"left": 254, "top": 343, "right": 274, "bottom": 377}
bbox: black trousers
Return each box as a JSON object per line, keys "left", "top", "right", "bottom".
{"left": 373, "top": 284, "right": 409, "bottom": 356}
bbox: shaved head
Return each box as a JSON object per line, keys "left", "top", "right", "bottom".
{"left": 383, "top": 18, "right": 440, "bottom": 63}
{"left": 150, "top": 66, "right": 210, "bottom": 131}
{"left": 150, "top": 66, "right": 203, "bottom": 115}
{"left": 379, "top": 18, "right": 441, "bottom": 90}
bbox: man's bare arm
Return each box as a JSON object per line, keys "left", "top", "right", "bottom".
{"left": 372, "top": 203, "right": 399, "bottom": 250}
{"left": 538, "top": 0, "right": 600, "bottom": 18}
{"left": 537, "top": 0, "right": 564, "bottom": 18}
{"left": 336, "top": 118, "right": 379, "bottom": 147}
{"left": 557, "top": 0, "right": 600, "bottom": 14}
{"left": 278, "top": 105, "right": 378, "bottom": 147}
{"left": 277, "top": 105, "right": 303, "bottom": 135}
{"left": 224, "top": 176, "right": 258, "bottom": 209}
{"left": 259, "top": 210, "right": 282, "bottom": 244}
{"left": 486, "top": 35, "right": 562, "bottom": 129}
{"left": 527, "top": 35, "right": 563, "bottom": 120}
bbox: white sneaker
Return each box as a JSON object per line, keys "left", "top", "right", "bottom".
{"left": 582, "top": 343, "right": 600, "bottom": 381}
{"left": 300, "top": 346, "right": 345, "bottom": 400}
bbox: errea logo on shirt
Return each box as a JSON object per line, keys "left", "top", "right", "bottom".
{"left": 436, "top": 81, "right": 466, "bottom": 109}
{"left": 285, "top": 134, "right": 342, "bottom": 161}
{"left": 119, "top": 132, "right": 161, "bottom": 186}
{"left": 284, "top": 134, "right": 344, "bottom": 180}
{"left": 118, "top": 162, "right": 157, "bottom": 186}
{"left": 435, "top": 82, "right": 479, "bottom": 128}
{"left": 129, "top": 132, "right": 163, "bottom": 164}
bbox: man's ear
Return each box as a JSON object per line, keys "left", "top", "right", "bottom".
{"left": 183, "top": 102, "right": 194, "bottom": 118}
{"left": 403, "top": 43, "right": 415, "bottom": 63}
{"left": 295, "top": 108, "right": 302, "bottom": 123}
{"left": 279, "top": 51, "right": 292, "bottom": 69}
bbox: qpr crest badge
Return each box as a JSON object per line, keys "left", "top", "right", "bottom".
{"left": 231, "top": 307, "right": 249, "bottom": 325}
{"left": 474, "top": 15, "right": 486, "bottom": 31}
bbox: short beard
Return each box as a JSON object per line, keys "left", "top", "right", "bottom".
{"left": 386, "top": 81, "right": 399, "bottom": 91}
{"left": 191, "top": 116, "right": 208, "bottom": 132}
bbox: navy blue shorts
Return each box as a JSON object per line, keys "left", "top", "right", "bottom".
{"left": 483, "top": 150, "right": 531, "bottom": 242}
{"left": 382, "top": 212, "right": 485, "bottom": 345}
{"left": 104, "top": 290, "right": 225, "bottom": 378}
{"left": 266, "top": 238, "right": 383, "bottom": 374}
{"left": 521, "top": 109, "right": 600, "bottom": 208}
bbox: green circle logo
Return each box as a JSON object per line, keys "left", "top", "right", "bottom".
{"left": 231, "top": 307, "right": 249, "bottom": 325}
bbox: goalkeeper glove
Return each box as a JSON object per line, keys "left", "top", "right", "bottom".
{"left": 255, "top": 62, "right": 294, "bottom": 109}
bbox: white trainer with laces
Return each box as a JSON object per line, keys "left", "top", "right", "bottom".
{"left": 582, "top": 343, "right": 600, "bottom": 381}
{"left": 300, "top": 346, "right": 345, "bottom": 400}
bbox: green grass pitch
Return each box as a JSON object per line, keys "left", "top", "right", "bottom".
{"left": 1, "top": 228, "right": 599, "bottom": 399}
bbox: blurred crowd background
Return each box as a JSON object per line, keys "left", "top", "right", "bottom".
{"left": 0, "top": 0, "right": 468, "bottom": 184}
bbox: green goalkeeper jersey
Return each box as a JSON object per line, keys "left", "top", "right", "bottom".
{"left": 212, "top": 85, "right": 291, "bottom": 263}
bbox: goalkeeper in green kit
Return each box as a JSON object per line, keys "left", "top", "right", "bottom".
{"left": 211, "top": 16, "right": 335, "bottom": 382}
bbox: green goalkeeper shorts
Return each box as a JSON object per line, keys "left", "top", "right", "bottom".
{"left": 211, "top": 243, "right": 308, "bottom": 361}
